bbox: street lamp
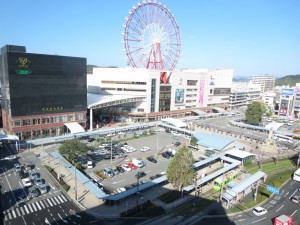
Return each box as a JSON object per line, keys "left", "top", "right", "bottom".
{"left": 136, "top": 172, "right": 140, "bottom": 208}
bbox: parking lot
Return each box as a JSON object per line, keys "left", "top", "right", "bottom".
{"left": 82, "top": 130, "right": 190, "bottom": 194}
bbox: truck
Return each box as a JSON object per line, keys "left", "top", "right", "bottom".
{"left": 273, "top": 215, "right": 294, "bottom": 225}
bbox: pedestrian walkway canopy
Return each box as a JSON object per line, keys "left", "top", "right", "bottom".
{"left": 225, "top": 149, "right": 256, "bottom": 166}
{"left": 0, "top": 134, "right": 19, "bottom": 141}
{"left": 161, "top": 118, "right": 188, "bottom": 129}
{"left": 222, "top": 171, "right": 266, "bottom": 208}
{"left": 212, "top": 107, "right": 226, "bottom": 113}
{"left": 193, "top": 132, "right": 235, "bottom": 151}
{"left": 191, "top": 109, "right": 208, "bottom": 115}
{"left": 265, "top": 122, "right": 284, "bottom": 131}
{"left": 64, "top": 122, "right": 85, "bottom": 134}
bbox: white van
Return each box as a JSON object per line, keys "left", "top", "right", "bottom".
{"left": 132, "top": 158, "right": 144, "bottom": 168}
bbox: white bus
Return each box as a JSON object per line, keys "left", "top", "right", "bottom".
{"left": 273, "top": 134, "right": 293, "bottom": 143}
{"left": 293, "top": 168, "right": 300, "bottom": 181}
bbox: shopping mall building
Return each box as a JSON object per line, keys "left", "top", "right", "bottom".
{"left": 87, "top": 67, "right": 234, "bottom": 129}
{"left": 0, "top": 45, "right": 87, "bottom": 140}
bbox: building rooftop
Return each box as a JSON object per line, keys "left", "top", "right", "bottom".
{"left": 193, "top": 132, "right": 235, "bottom": 151}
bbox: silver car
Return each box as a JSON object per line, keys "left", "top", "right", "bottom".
{"left": 39, "top": 184, "right": 48, "bottom": 194}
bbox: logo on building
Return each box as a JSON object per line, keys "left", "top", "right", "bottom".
{"left": 16, "top": 57, "right": 32, "bottom": 75}
{"left": 17, "top": 57, "right": 30, "bottom": 68}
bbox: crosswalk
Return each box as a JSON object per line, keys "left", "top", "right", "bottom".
{"left": 4, "top": 194, "right": 68, "bottom": 221}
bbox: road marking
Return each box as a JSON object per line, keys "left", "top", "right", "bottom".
{"left": 61, "top": 195, "right": 67, "bottom": 202}
{"left": 47, "top": 198, "right": 53, "bottom": 207}
{"left": 290, "top": 189, "right": 298, "bottom": 199}
{"left": 284, "top": 191, "right": 289, "bottom": 197}
{"left": 31, "top": 202, "right": 38, "bottom": 211}
{"left": 40, "top": 200, "right": 45, "bottom": 209}
{"left": 24, "top": 205, "right": 29, "bottom": 214}
{"left": 251, "top": 217, "right": 266, "bottom": 223}
{"left": 27, "top": 204, "right": 34, "bottom": 212}
{"left": 53, "top": 196, "right": 61, "bottom": 204}
{"left": 276, "top": 205, "right": 284, "bottom": 212}
{"left": 43, "top": 199, "right": 49, "bottom": 208}
{"left": 7, "top": 212, "right": 12, "bottom": 220}
{"left": 15, "top": 207, "right": 21, "bottom": 217}
{"left": 50, "top": 197, "right": 57, "bottom": 205}
{"left": 35, "top": 201, "right": 42, "bottom": 210}
{"left": 11, "top": 209, "right": 16, "bottom": 218}
{"left": 19, "top": 206, "right": 25, "bottom": 215}
{"left": 57, "top": 195, "right": 64, "bottom": 203}
{"left": 237, "top": 219, "right": 246, "bottom": 222}
{"left": 112, "top": 180, "right": 125, "bottom": 184}
{"left": 291, "top": 209, "right": 297, "bottom": 216}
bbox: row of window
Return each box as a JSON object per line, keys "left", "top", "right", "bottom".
{"left": 102, "top": 81, "right": 147, "bottom": 85}
{"left": 101, "top": 88, "right": 146, "bottom": 92}
{"left": 187, "top": 80, "right": 198, "bottom": 86}
{"left": 13, "top": 114, "right": 85, "bottom": 127}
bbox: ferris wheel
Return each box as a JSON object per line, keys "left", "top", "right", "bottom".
{"left": 122, "top": 1, "right": 181, "bottom": 71}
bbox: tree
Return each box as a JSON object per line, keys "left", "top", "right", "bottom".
{"left": 245, "top": 101, "right": 266, "bottom": 125}
{"left": 190, "top": 136, "right": 198, "bottom": 146}
{"left": 166, "top": 145, "right": 196, "bottom": 191}
{"left": 59, "top": 139, "right": 88, "bottom": 164}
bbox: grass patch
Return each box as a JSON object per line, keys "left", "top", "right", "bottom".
{"left": 47, "top": 168, "right": 70, "bottom": 193}
{"left": 43, "top": 165, "right": 53, "bottom": 172}
{"left": 174, "top": 197, "right": 214, "bottom": 217}
{"left": 244, "top": 158, "right": 296, "bottom": 174}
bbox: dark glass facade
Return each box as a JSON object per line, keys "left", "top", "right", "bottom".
{"left": 0, "top": 45, "right": 87, "bottom": 139}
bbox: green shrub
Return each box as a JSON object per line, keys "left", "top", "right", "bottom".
{"left": 61, "top": 183, "right": 70, "bottom": 192}
{"left": 75, "top": 162, "right": 83, "bottom": 170}
{"left": 44, "top": 165, "right": 53, "bottom": 172}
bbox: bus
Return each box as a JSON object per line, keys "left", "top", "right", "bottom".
{"left": 273, "top": 134, "right": 293, "bottom": 143}
{"left": 293, "top": 168, "right": 300, "bottom": 181}
{"left": 213, "top": 171, "right": 238, "bottom": 191}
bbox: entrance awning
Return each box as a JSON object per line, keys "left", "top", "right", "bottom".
{"left": 64, "top": 122, "right": 85, "bottom": 134}
{"left": 0, "top": 134, "right": 19, "bottom": 141}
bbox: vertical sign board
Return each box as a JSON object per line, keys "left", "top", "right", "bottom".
{"left": 199, "top": 80, "right": 205, "bottom": 105}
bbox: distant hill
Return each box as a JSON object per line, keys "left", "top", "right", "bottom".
{"left": 275, "top": 75, "right": 300, "bottom": 86}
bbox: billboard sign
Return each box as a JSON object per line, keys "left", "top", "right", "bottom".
{"left": 175, "top": 88, "right": 184, "bottom": 104}
{"left": 281, "top": 88, "right": 294, "bottom": 96}
{"left": 199, "top": 80, "right": 205, "bottom": 105}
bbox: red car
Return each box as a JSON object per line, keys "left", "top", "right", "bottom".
{"left": 127, "top": 162, "right": 137, "bottom": 170}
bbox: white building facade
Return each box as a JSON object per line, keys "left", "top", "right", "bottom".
{"left": 251, "top": 75, "right": 275, "bottom": 93}
{"left": 87, "top": 67, "right": 234, "bottom": 115}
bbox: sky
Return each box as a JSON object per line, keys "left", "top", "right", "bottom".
{"left": 1, "top": 0, "right": 300, "bottom": 77}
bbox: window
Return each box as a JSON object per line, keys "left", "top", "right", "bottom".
{"left": 52, "top": 116, "right": 59, "bottom": 123}
{"left": 22, "top": 118, "right": 31, "bottom": 126}
{"left": 69, "top": 115, "right": 75, "bottom": 121}
{"left": 76, "top": 114, "right": 83, "bottom": 120}
{"left": 42, "top": 117, "right": 50, "bottom": 124}
{"left": 60, "top": 115, "right": 67, "bottom": 122}
{"left": 33, "top": 118, "right": 41, "bottom": 125}
{"left": 187, "top": 80, "right": 198, "bottom": 86}
{"left": 14, "top": 119, "right": 21, "bottom": 127}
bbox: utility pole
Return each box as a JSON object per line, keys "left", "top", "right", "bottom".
{"left": 194, "top": 178, "right": 197, "bottom": 197}
{"left": 57, "top": 157, "right": 61, "bottom": 181}
{"left": 110, "top": 137, "right": 113, "bottom": 164}
{"left": 75, "top": 165, "right": 78, "bottom": 201}
{"left": 220, "top": 174, "right": 225, "bottom": 201}
{"left": 136, "top": 172, "right": 140, "bottom": 208}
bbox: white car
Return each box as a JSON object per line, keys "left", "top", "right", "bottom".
{"left": 252, "top": 207, "right": 267, "bottom": 216}
{"left": 3, "top": 155, "right": 17, "bottom": 160}
{"left": 22, "top": 178, "right": 32, "bottom": 187}
{"left": 87, "top": 161, "right": 93, "bottom": 169}
{"left": 121, "top": 164, "right": 131, "bottom": 172}
{"left": 128, "top": 146, "right": 136, "bottom": 152}
{"left": 171, "top": 131, "right": 180, "bottom": 136}
{"left": 117, "top": 187, "right": 126, "bottom": 193}
{"left": 140, "top": 147, "right": 150, "bottom": 152}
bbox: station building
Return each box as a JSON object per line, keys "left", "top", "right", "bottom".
{"left": 87, "top": 67, "right": 234, "bottom": 128}
{"left": 0, "top": 45, "right": 87, "bottom": 140}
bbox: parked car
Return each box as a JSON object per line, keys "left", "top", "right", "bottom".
{"left": 15, "top": 189, "right": 26, "bottom": 201}
{"left": 87, "top": 161, "right": 93, "bottom": 169}
{"left": 252, "top": 206, "right": 267, "bottom": 216}
{"left": 174, "top": 141, "right": 181, "bottom": 147}
{"left": 116, "top": 166, "right": 125, "bottom": 173}
{"left": 29, "top": 187, "right": 39, "bottom": 198}
{"left": 135, "top": 171, "right": 146, "bottom": 179}
{"left": 19, "top": 170, "right": 29, "bottom": 179}
{"left": 22, "top": 178, "right": 32, "bottom": 187}
{"left": 162, "top": 151, "right": 171, "bottom": 159}
{"left": 127, "top": 162, "right": 137, "bottom": 170}
{"left": 14, "top": 163, "right": 21, "bottom": 172}
{"left": 117, "top": 187, "right": 126, "bottom": 193}
{"left": 29, "top": 171, "right": 39, "bottom": 180}
{"left": 147, "top": 156, "right": 157, "bottom": 163}
{"left": 111, "top": 168, "right": 119, "bottom": 176}
{"left": 24, "top": 163, "right": 32, "bottom": 172}
{"left": 132, "top": 158, "right": 144, "bottom": 168}
{"left": 291, "top": 193, "right": 300, "bottom": 204}
{"left": 34, "top": 177, "right": 43, "bottom": 187}
{"left": 121, "top": 164, "right": 132, "bottom": 172}
{"left": 140, "top": 147, "right": 150, "bottom": 152}
{"left": 39, "top": 184, "right": 48, "bottom": 194}
{"left": 103, "top": 168, "right": 114, "bottom": 178}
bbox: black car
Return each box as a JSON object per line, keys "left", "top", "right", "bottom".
{"left": 15, "top": 189, "right": 26, "bottom": 201}
{"left": 147, "top": 156, "right": 157, "bottom": 163}
{"left": 87, "top": 137, "right": 95, "bottom": 142}
{"left": 162, "top": 152, "right": 171, "bottom": 159}
{"left": 19, "top": 170, "right": 29, "bottom": 179}
{"left": 116, "top": 166, "right": 125, "bottom": 173}
{"left": 174, "top": 141, "right": 181, "bottom": 147}
{"left": 135, "top": 171, "right": 146, "bottom": 179}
